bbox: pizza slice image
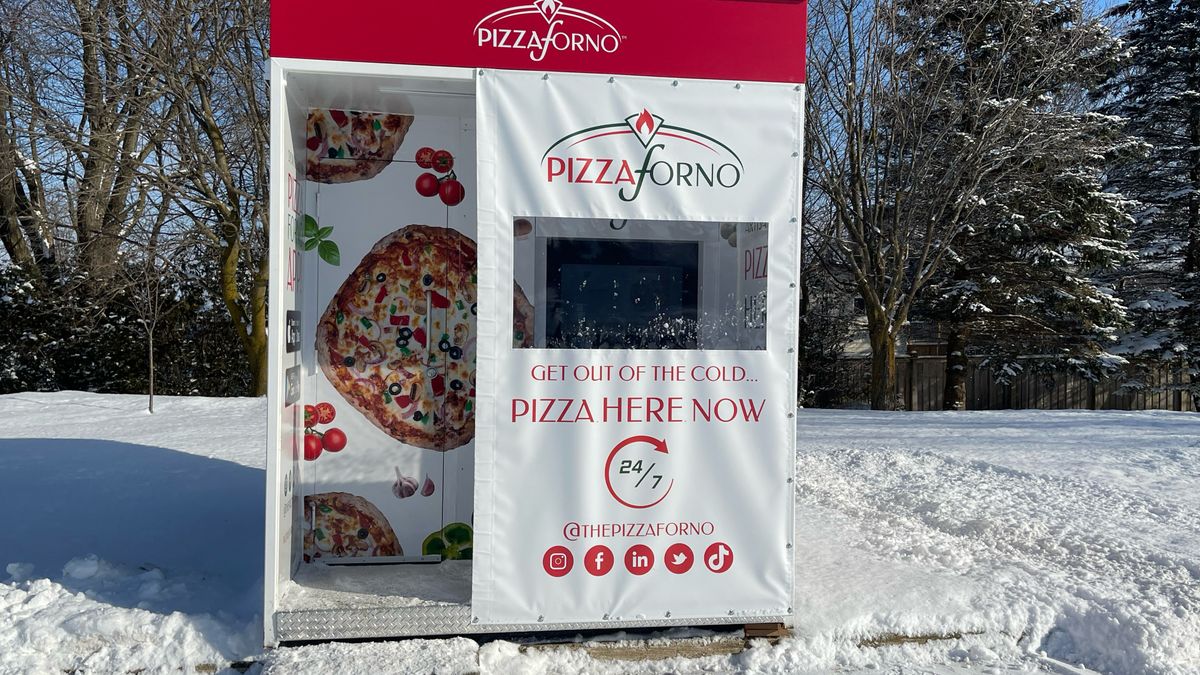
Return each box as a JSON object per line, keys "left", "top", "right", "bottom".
{"left": 303, "top": 492, "right": 401, "bottom": 561}
{"left": 305, "top": 109, "right": 414, "bottom": 184}
{"left": 316, "top": 224, "right": 534, "bottom": 452}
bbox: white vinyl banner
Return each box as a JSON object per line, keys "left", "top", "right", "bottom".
{"left": 474, "top": 70, "right": 802, "bottom": 624}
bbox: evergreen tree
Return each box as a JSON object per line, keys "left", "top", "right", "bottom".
{"left": 807, "top": 0, "right": 1128, "bottom": 408}
{"left": 901, "top": 0, "right": 1135, "bottom": 409}
{"left": 1101, "top": 0, "right": 1200, "bottom": 408}
{"left": 919, "top": 119, "right": 1136, "bottom": 407}
{"left": 0, "top": 264, "right": 251, "bottom": 397}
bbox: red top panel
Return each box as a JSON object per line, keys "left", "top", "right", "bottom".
{"left": 271, "top": 0, "right": 806, "bottom": 84}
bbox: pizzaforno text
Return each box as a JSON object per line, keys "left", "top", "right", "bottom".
{"left": 545, "top": 150, "right": 742, "bottom": 202}
{"left": 476, "top": 27, "right": 621, "bottom": 61}
{"left": 511, "top": 397, "right": 765, "bottom": 423}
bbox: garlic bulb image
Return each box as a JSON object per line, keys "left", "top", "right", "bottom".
{"left": 392, "top": 467, "right": 418, "bottom": 499}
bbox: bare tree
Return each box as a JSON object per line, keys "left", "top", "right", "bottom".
{"left": 0, "top": 0, "right": 271, "bottom": 394}
{"left": 806, "top": 0, "right": 1119, "bottom": 409}
{"left": 0, "top": 9, "right": 56, "bottom": 279}
{"left": 0, "top": 0, "right": 180, "bottom": 286}
{"left": 147, "top": 0, "right": 271, "bottom": 395}
{"left": 119, "top": 191, "right": 189, "bottom": 413}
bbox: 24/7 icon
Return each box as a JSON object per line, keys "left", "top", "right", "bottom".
{"left": 605, "top": 436, "right": 674, "bottom": 509}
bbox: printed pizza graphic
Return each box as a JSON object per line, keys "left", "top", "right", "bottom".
{"left": 306, "top": 109, "right": 414, "bottom": 184}
{"left": 317, "top": 224, "right": 534, "bottom": 451}
{"left": 303, "top": 492, "right": 401, "bottom": 561}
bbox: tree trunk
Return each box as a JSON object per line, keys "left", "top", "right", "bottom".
{"left": 247, "top": 253, "right": 269, "bottom": 396}
{"left": 868, "top": 322, "right": 898, "bottom": 411}
{"left": 797, "top": 269, "right": 811, "bottom": 405}
{"left": 1187, "top": 87, "right": 1199, "bottom": 415}
{"left": 1190, "top": 365, "right": 1200, "bottom": 414}
{"left": 0, "top": 88, "right": 41, "bottom": 280}
{"left": 942, "top": 322, "right": 970, "bottom": 410}
{"left": 215, "top": 220, "right": 269, "bottom": 396}
{"left": 81, "top": 234, "right": 121, "bottom": 285}
{"left": 248, "top": 330, "right": 268, "bottom": 396}
{"left": 147, "top": 331, "right": 155, "bottom": 414}
{"left": 1187, "top": 65, "right": 1199, "bottom": 278}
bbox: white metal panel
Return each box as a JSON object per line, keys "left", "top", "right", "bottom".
{"left": 265, "top": 59, "right": 298, "bottom": 647}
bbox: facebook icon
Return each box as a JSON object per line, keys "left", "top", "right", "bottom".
{"left": 585, "top": 544, "right": 614, "bottom": 576}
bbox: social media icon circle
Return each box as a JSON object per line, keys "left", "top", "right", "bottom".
{"left": 703, "top": 542, "right": 733, "bottom": 573}
{"left": 584, "top": 545, "right": 614, "bottom": 576}
{"left": 624, "top": 544, "right": 655, "bottom": 575}
{"left": 664, "top": 543, "right": 694, "bottom": 574}
{"left": 542, "top": 545, "right": 573, "bottom": 577}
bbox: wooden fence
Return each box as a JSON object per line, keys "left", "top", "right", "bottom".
{"left": 831, "top": 356, "right": 1196, "bottom": 412}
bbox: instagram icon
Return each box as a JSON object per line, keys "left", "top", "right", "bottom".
{"left": 542, "top": 546, "right": 573, "bottom": 577}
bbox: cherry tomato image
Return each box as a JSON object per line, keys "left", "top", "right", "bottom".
{"left": 315, "top": 402, "right": 336, "bottom": 424}
{"left": 439, "top": 179, "right": 466, "bottom": 206}
{"left": 304, "top": 405, "right": 317, "bottom": 428}
{"left": 415, "top": 147, "right": 435, "bottom": 168}
{"left": 304, "top": 434, "right": 323, "bottom": 461}
{"left": 431, "top": 149, "right": 454, "bottom": 173}
{"left": 323, "top": 427, "right": 348, "bottom": 452}
{"left": 416, "top": 172, "right": 440, "bottom": 197}
{"left": 329, "top": 110, "right": 349, "bottom": 127}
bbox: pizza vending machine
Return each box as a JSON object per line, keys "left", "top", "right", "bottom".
{"left": 265, "top": 0, "right": 807, "bottom": 645}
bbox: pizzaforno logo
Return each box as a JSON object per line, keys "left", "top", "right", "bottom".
{"left": 474, "top": 0, "right": 623, "bottom": 62}
{"left": 541, "top": 108, "right": 744, "bottom": 202}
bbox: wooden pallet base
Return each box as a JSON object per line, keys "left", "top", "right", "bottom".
{"left": 519, "top": 624, "right": 793, "bottom": 662}
{"left": 744, "top": 622, "right": 791, "bottom": 640}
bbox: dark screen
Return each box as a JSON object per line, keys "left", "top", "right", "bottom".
{"left": 546, "top": 239, "right": 700, "bottom": 349}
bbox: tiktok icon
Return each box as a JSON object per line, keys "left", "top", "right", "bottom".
{"left": 703, "top": 542, "right": 733, "bottom": 574}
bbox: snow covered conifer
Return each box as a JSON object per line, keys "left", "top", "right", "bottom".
{"left": 807, "top": 0, "right": 1137, "bottom": 409}
{"left": 902, "top": 0, "right": 1137, "bottom": 409}
{"left": 1100, "top": 0, "right": 1200, "bottom": 408}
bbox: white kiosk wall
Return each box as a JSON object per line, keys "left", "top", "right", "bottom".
{"left": 264, "top": 59, "right": 306, "bottom": 631}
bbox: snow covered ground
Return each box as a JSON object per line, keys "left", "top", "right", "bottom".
{"left": 3, "top": 392, "right": 1198, "bottom": 674}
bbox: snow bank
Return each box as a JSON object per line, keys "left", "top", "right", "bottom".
{"left": 792, "top": 410, "right": 1200, "bottom": 675}
{"left": 0, "top": 573, "right": 255, "bottom": 675}
{"left": 256, "top": 638, "right": 480, "bottom": 674}
{"left": 2, "top": 392, "right": 1197, "bottom": 674}
{"left": 2, "top": 392, "right": 264, "bottom": 674}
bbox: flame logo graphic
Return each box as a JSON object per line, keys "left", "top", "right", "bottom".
{"left": 535, "top": 0, "right": 562, "bottom": 22}
{"left": 623, "top": 108, "right": 663, "bottom": 147}
{"left": 635, "top": 109, "right": 655, "bottom": 135}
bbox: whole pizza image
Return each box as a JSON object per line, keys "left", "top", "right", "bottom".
{"left": 266, "top": 0, "right": 807, "bottom": 646}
